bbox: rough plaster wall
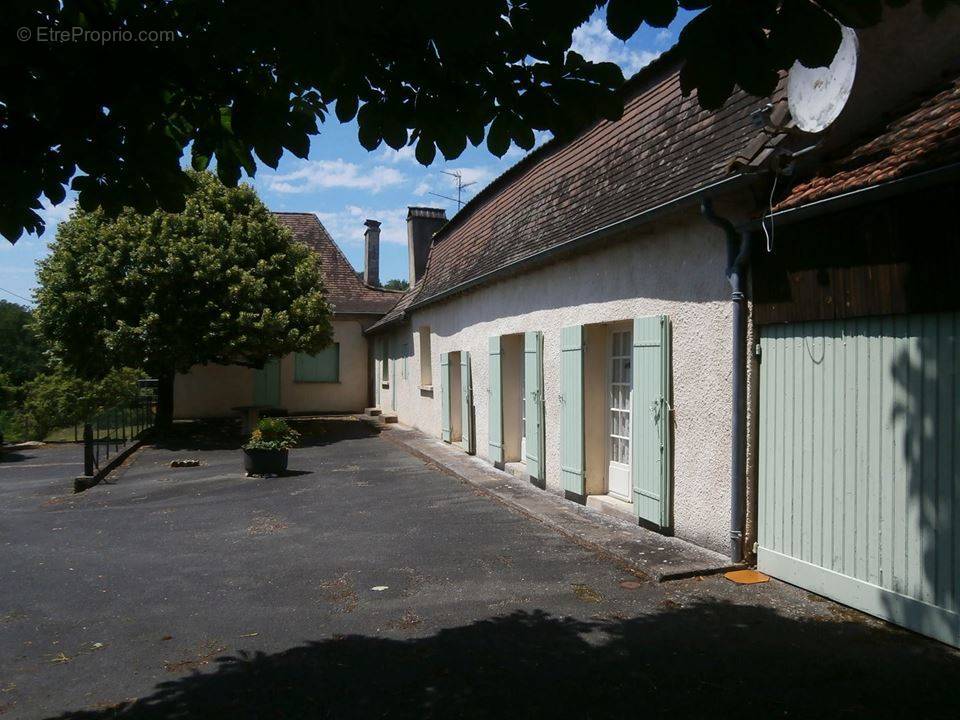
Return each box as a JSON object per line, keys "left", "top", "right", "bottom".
{"left": 383, "top": 214, "right": 739, "bottom": 553}
{"left": 174, "top": 363, "right": 252, "bottom": 418}
{"left": 175, "top": 319, "right": 369, "bottom": 417}
{"left": 282, "top": 320, "right": 369, "bottom": 413}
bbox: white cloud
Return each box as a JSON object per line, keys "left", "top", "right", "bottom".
{"left": 313, "top": 205, "right": 411, "bottom": 248}
{"left": 265, "top": 159, "right": 406, "bottom": 194}
{"left": 655, "top": 28, "right": 673, "bottom": 46}
{"left": 377, "top": 145, "right": 419, "bottom": 165}
{"left": 38, "top": 196, "right": 76, "bottom": 230}
{"left": 571, "top": 19, "right": 661, "bottom": 77}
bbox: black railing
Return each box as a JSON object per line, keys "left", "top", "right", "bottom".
{"left": 80, "top": 381, "right": 158, "bottom": 477}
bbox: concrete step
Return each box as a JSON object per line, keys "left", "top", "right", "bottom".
{"left": 364, "top": 407, "right": 382, "bottom": 416}
{"left": 381, "top": 412, "right": 398, "bottom": 424}
{"left": 586, "top": 494, "right": 636, "bottom": 524}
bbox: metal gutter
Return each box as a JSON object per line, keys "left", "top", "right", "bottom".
{"left": 407, "top": 173, "right": 755, "bottom": 313}
{"left": 701, "top": 198, "right": 751, "bottom": 564}
{"left": 746, "top": 161, "right": 960, "bottom": 230}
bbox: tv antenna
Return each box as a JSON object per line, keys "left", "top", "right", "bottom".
{"left": 429, "top": 170, "right": 476, "bottom": 211}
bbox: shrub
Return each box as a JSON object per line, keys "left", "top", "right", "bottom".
{"left": 16, "top": 365, "right": 142, "bottom": 440}
{"left": 243, "top": 417, "right": 300, "bottom": 451}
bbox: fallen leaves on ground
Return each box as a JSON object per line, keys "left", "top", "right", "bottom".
{"left": 571, "top": 583, "right": 604, "bottom": 604}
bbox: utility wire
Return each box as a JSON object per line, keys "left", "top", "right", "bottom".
{"left": 0, "top": 286, "right": 33, "bottom": 304}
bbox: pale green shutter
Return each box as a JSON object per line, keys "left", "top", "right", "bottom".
{"left": 461, "top": 351, "right": 475, "bottom": 454}
{"left": 391, "top": 358, "right": 397, "bottom": 409}
{"left": 253, "top": 358, "right": 281, "bottom": 406}
{"left": 524, "top": 331, "right": 545, "bottom": 482}
{"left": 440, "top": 351, "right": 451, "bottom": 442}
{"left": 295, "top": 345, "right": 339, "bottom": 382}
{"left": 374, "top": 339, "right": 382, "bottom": 407}
{"left": 488, "top": 336, "right": 504, "bottom": 465}
{"left": 631, "top": 315, "right": 671, "bottom": 528}
{"left": 560, "top": 326, "right": 585, "bottom": 496}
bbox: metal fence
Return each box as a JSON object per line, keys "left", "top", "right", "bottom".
{"left": 80, "top": 379, "right": 158, "bottom": 477}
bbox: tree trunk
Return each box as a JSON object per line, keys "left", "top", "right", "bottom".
{"left": 156, "top": 368, "right": 175, "bottom": 431}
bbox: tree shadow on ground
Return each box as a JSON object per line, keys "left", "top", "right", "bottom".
{"left": 0, "top": 450, "right": 39, "bottom": 463}
{"left": 51, "top": 603, "right": 958, "bottom": 720}
{"left": 287, "top": 416, "right": 381, "bottom": 448}
{"left": 154, "top": 416, "right": 379, "bottom": 452}
{"left": 153, "top": 420, "right": 245, "bottom": 451}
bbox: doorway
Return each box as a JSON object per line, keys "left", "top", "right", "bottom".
{"left": 606, "top": 327, "right": 633, "bottom": 500}
{"left": 253, "top": 358, "right": 281, "bottom": 407}
{"left": 448, "top": 351, "right": 462, "bottom": 443}
{"left": 499, "top": 334, "right": 525, "bottom": 463}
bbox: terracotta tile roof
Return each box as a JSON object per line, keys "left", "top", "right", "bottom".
{"left": 404, "top": 52, "right": 781, "bottom": 309}
{"left": 775, "top": 73, "right": 960, "bottom": 211}
{"left": 274, "top": 212, "right": 402, "bottom": 315}
{"left": 367, "top": 284, "right": 420, "bottom": 332}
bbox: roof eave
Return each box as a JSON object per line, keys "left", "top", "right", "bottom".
{"left": 750, "top": 161, "right": 960, "bottom": 230}
{"left": 407, "top": 172, "right": 757, "bottom": 313}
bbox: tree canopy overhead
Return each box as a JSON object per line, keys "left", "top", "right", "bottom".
{"left": 32, "top": 171, "right": 334, "bottom": 426}
{"left": 3, "top": 1, "right": 951, "bottom": 241}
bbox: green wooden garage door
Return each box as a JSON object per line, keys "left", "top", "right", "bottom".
{"left": 758, "top": 312, "right": 959, "bottom": 647}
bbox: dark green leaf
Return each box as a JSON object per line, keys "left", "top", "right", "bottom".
{"left": 191, "top": 152, "right": 211, "bottom": 172}
{"left": 335, "top": 95, "right": 359, "bottom": 123}
{"left": 644, "top": 0, "right": 680, "bottom": 27}
{"left": 487, "top": 113, "right": 512, "bottom": 157}
{"left": 415, "top": 137, "right": 436, "bottom": 165}
{"left": 606, "top": 0, "right": 645, "bottom": 40}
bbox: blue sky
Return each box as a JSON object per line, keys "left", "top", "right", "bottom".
{"left": 0, "top": 10, "right": 692, "bottom": 305}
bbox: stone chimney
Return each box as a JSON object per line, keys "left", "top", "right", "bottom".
{"left": 406, "top": 207, "right": 447, "bottom": 286}
{"left": 363, "top": 219, "right": 381, "bottom": 287}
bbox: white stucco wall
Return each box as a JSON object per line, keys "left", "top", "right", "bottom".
{"left": 174, "top": 319, "right": 370, "bottom": 418}
{"left": 378, "top": 214, "right": 738, "bottom": 553}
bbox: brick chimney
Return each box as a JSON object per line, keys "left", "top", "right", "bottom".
{"left": 406, "top": 207, "right": 447, "bottom": 286}
{"left": 363, "top": 219, "right": 381, "bottom": 287}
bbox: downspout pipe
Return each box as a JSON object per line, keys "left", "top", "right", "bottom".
{"left": 700, "top": 198, "right": 750, "bottom": 564}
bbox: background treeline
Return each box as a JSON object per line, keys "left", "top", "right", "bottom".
{"left": 0, "top": 300, "right": 140, "bottom": 442}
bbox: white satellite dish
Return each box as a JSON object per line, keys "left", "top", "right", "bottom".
{"left": 787, "top": 25, "right": 859, "bottom": 133}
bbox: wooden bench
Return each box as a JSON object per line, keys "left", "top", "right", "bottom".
{"left": 231, "top": 405, "right": 278, "bottom": 435}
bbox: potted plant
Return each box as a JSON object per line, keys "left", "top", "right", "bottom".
{"left": 242, "top": 417, "right": 300, "bottom": 476}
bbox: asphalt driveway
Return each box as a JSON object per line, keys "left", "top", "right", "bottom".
{"left": 1, "top": 418, "right": 957, "bottom": 719}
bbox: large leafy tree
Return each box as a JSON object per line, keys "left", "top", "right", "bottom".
{"left": 0, "top": 300, "right": 45, "bottom": 385}
{"left": 33, "top": 171, "right": 333, "bottom": 428}
{"left": 2, "top": 1, "right": 952, "bottom": 240}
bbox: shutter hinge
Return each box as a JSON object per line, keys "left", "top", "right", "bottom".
{"left": 754, "top": 343, "right": 762, "bottom": 362}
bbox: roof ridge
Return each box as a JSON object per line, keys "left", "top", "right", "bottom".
{"left": 427, "top": 46, "right": 684, "bottom": 248}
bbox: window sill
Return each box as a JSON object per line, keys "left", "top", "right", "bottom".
{"left": 418, "top": 385, "right": 433, "bottom": 391}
